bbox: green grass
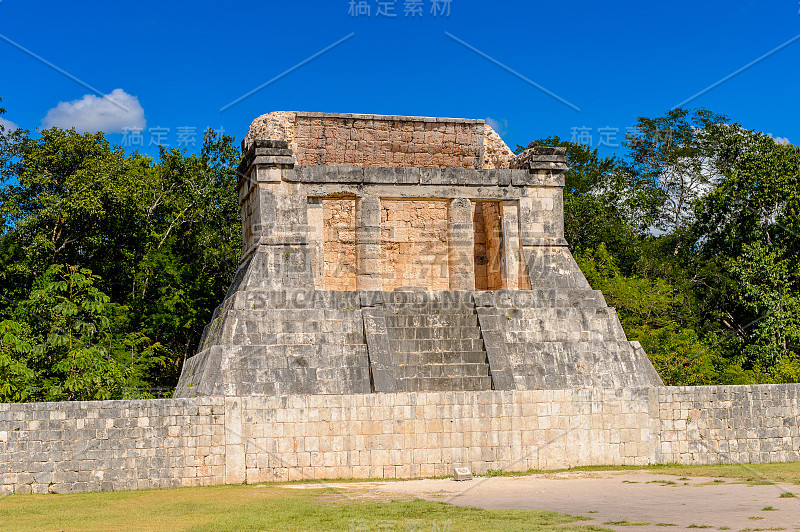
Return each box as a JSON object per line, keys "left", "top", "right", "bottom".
{"left": 778, "top": 491, "right": 796, "bottom": 498}
{"left": 603, "top": 521, "right": 650, "bottom": 527}
{"left": 761, "top": 506, "right": 778, "bottom": 511}
{"left": 0, "top": 483, "right": 612, "bottom": 532}
{"left": 6, "top": 462, "right": 800, "bottom": 531}
{"left": 685, "top": 526, "right": 712, "bottom": 529}
{"left": 475, "top": 462, "right": 800, "bottom": 485}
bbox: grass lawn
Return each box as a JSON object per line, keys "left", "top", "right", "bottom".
{"left": 0, "top": 483, "right": 610, "bottom": 532}
{"left": 3, "top": 462, "right": 800, "bottom": 531}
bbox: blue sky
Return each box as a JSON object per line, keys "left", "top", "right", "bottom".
{"left": 0, "top": 0, "right": 798, "bottom": 158}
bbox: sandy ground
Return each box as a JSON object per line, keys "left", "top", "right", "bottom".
{"left": 285, "top": 470, "right": 800, "bottom": 531}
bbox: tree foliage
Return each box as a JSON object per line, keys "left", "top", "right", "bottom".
{"left": 536, "top": 110, "right": 800, "bottom": 385}
{"left": 1, "top": 99, "right": 799, "bottom": 399}
{"left": 0, "top": 113, "right": 240, "bottom": 400}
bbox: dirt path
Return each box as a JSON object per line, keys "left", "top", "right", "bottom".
{"left": 290, "top": 470, "right": 800, "bottom": 531}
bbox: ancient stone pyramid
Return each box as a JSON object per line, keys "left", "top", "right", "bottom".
{"left": 174, "top": 112, "right": 662, "bottom": 397}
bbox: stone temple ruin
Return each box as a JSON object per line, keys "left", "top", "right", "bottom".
{"left": 175, "top": 112, "right": 662, "bottom": 397}
{"left": 8, "top": 113, "right": 800, "bottom": 496}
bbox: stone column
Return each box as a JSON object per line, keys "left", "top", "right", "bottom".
{"left": 224, "top": 397, "right": 246, "bottom": 484}
{"left": 501, "top": 201, "right": 521, "bottom": 290}
{"left": 356, "top": 196, "right": 382, "bottom": 291}
{"left": 306, "top": 199, "right": 325, "bottom": 290}
{"left": 448, "top": 198, "right": 475, "bottom": 291}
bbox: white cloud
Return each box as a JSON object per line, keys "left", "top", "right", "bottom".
{"left": 42, "top": 88, "right": 145, "bottom": 133}
{"left": 486, "top": 117, "right": 509, "bottom": 136}
{"left": 766, "top": 132, "right": 791, "bottom": 145}
{"left": 0, "top": 116, "right": 18, "bottom": 132}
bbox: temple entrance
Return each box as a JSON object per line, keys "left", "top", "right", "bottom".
{"left": 310, "top": 197, "right": 529, "bottom": 292}
{"left": 473, "top": 201, "right": 505, "bottom": 290}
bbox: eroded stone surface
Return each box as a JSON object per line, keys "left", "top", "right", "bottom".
{"left": 177, "top": 111, "right": 662, "bottom": 397}
{"left": 6, "top": 385, "right": 800, "bottom": 494}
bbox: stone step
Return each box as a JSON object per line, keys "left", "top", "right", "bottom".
{"left": 384, "top": 313, "right": 479, "bottom": 328}
{"left": 395, "top": 375, "right": 493, "bottom": 392}
{"left": 377, "top": 291, "right": 474, "bottom": 306}
{"left": 390, "top": 338, "right": 485, "bottom": 353}
{"left": 474, "top": 289, "right": 607, "bottom": 309}
{"left": 506, "top": 327, "right": 627, "bottom": 343}
{"left": 505, "top": 307, "right": 619, "bottom": 321}
{"left": 223, "top": 332, "right": 367, "bottom": 346}
{"left": 393, "top": 351, "right": 488, "bottom": 365}
{"left": 393, "top": 363, "right": 491, "bottom": 379}
{"left": 387, "top": 326, "right": 482, "bottom": 340}
{"left": 384, "top": 303, "right": 476, "bottom": 315}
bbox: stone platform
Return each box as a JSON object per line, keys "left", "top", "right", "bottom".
{"left": 175, "top": 112, "right": 662, "bottom": 397}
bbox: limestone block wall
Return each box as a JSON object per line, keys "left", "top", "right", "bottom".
{"left": 1, "top": 397, "right": 227, "bottom": 495}
{"left": 244, "top": 112, "right": 514, "bottom": 170}
{"left": 380, "top": 200, "right": 449, "bottom": 291}
{"left": 322, "top": 199, "right": 357, "bottom": 291}
{"left": 5, "top": 385, "right": 800, "bottom": 495}
{"left": 657, "top": 385, "right": 800, "bottom": 464}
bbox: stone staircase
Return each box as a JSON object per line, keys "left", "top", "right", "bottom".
{"left": 474, "top": 290, "right": 663, "bottom": 389}
{"left": 382, "top": 293, "right": 493, "bottom": 392}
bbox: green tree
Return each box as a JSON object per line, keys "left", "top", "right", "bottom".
{"left": 575, "top": 244, "right": 720, "bottom": 385}
{"left": 634, "top": 325, "right": 720, "bottom": 386}
{"left": 0, "top": 319, "right": 37, "bottom": 402}
{"left": 727, "top": 242, "right": 800, "bottom": 372}
{"left": 0, "top": 123, "right": 241, "bottom": 395}
{"left": 1, "top": 265, "right": 167, "bottom": 401}
{"left": 625, "top": 108, "right": 730, "bottom": 233}
{"left": 518, "top": 137, "right": 660, "bottom": 273}
{"left": 691, "top": 127, "right": 800, "bottom": 373}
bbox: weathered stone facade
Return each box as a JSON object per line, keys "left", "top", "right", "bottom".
{"left": 4, "top": 385, "right": 800, "bottom": 494}
{"left": 5, "top": 114, "right": 799, "bottom": 497}
{"left": 175, "top": 112, "right": 662, "bottom": 397}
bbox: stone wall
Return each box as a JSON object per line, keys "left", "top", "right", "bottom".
{"left": 244, "top": 112, "right": 514, "bottom": 170}
{"left": 322, "top": 199, "right": 357, "bottom": 291}
{"left": 380, "top": 200, "right": 449, "bottom": 291}
{"left": 1, "top": 397, "right": 228, "bottom": 494}
{"left": 5, "top": 385, "right": 800, "bottom": 494}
